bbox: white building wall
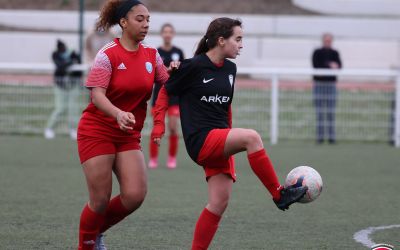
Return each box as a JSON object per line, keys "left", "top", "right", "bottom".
{"left": 293, "top": 0, "right": 400, "bottom": 17}
{"left": 0, "top": 10, "right": 399, "bottom": 69}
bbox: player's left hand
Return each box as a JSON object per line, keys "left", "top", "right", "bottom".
{"left": 167, "top": 61, "right": 180, "bottom": 73}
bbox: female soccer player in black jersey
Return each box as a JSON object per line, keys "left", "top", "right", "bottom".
{"left": 151, "top": 17, "right": 307, "bottom": 250}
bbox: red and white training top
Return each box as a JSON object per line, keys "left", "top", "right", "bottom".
{"left": 78, "top": 38, "right": 169, "bottom": 142}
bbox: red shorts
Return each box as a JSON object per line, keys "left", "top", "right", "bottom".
{"left": 77, "top": 134, "right": 141, "bottom": 164}
{"left": 197, "top": 128, "right": 236, "bottom": 182}
{"left": 167, "top": 105, "right": 180, "bottom": 117}
{"left": 152, "top": 105, "right": 180, "bottom": 118}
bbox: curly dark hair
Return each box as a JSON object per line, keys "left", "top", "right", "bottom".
{"left": 96, "top": 0, "right": 144, "bottom": 31}
{"left": 96, "top": 0, "right": 123, "bottom": 31}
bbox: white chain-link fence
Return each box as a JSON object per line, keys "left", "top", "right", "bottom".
{"left": 0, "top": 64, "right": 399, "bottom": 146}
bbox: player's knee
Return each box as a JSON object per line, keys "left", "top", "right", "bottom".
{"left": 168, "top": 121, "right": 178, "bottom": 134}
{"left": 209, "top": 200, "right": 229, "bottom": 216}
{"left": 217, "top": 197, "right": 229, "bottom": 212}
{"left": 170, "top": 128, "right": 178, "bottom": 135}
{"left": 244, "top": 129, "right": 262, "bottom": 147}
{"left": 90, "top": 195, "right": 111, "bottom": 213}
{"left": 209, "top": 194, "right": 230, "bottom": 215}
{"left": 121, "top": 188, "right": 147, "bottom": 212}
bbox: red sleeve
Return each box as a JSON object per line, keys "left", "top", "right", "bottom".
{"left": 154, "top": 51, "right": 169, "bottom": 85}
{"left": 228, "top": 105, "right": 232, "bottom": 128}
{"left": 151, "top": 86, "right": 169, "bottom": 138}
{"left": 85, "top": 51, "right": 112, "bottom": 89}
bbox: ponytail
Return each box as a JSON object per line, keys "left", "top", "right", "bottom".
{"left": 96, "top": 0, "right": 122, "bottom": 31}
{"left": 194, "top": 36, "right": 209, "bottom": 56}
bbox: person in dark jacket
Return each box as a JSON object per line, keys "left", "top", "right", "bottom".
{"left": 44, "top": 40, "right": 82, "bottom": 140}
{"left": 312, "top": 33, "right": 342, "bottom": 144}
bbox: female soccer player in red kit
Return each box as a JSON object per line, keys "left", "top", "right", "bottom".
{"left": 151, "top": 18, "right": 308, "bottom": 250}
{"left": 149, "top": 23, "right": 185, "bottom": 169}
{"left": 76, "top": 0, "right": 175, "bottom": 249}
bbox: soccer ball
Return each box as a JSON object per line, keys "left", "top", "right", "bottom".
{"left": 284, "top": 166, "right": 323, "bottom": 203}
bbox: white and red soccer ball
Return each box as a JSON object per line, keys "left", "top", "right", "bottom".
{"left": 284, "top": 166, "right": 323, "bottom": 203}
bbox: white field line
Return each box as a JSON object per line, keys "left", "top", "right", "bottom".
{"left": 353, "top": 224, "right": 400, "bottom": 248}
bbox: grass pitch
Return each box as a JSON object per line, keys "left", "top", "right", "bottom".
{"left": 0, "top": 135, "right": 399, "bottom": 249}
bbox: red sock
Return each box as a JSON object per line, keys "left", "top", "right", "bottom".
{"left": 78, "top": 204, "right": 105, "bottom": 250}
{"left": 149, "top": 138, "right": 159, "bottom": 159}
{"left": 169, "top": 134, "right": 178, "bottom": 157}
{"left": 100, "top": 195, "right": 131, "bottom": 233}
{"left": 191, "top": 208, "right": 221, "bottom": 250}
{"left": 248, "top": 149, "right": 282, "bottom": 200}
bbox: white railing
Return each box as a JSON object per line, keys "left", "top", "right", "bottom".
{"left": 0, "top": 63, "right": 88, "bottom": 74}
{"left": 238, "top": 67, "right": 400, "bottom": 147}
{"left": 0, "top": 63, "right": 399, "bottom": 147}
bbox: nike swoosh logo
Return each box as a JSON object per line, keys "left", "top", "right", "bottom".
{"left": 203, "top": 78, "right": 214, "bottom": 83}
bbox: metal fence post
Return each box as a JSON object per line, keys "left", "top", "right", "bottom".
{"left": 78, "top": 0, "right": 85, "bottom": 61}
{"left": 395, "top": 73, "right": 400, "bottom": 147}
{"left": 270, "top": 74, "right": 279, "bottom": 145}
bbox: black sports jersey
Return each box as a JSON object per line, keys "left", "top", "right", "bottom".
{"left": 165, "top": 53, "right": 236, "bottom": 162}
{"left": 312, "top": 48, "right": 342, "bottom": 82}
{"left": 151, "top": 46, "right": 184, "bottom": 106}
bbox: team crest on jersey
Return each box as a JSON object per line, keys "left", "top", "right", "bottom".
{"left": 145, "top": 62, "right": 153, "bottom": 73}
{"left": 229, "top": 74, "right": 234, "bottom": 86}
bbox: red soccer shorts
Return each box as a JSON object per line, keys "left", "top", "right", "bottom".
{"left": 197, "top": 128, "right": 236, "bottom": 182}
{"left": 77, "top": 134, "right": 141, "bottom": 164}
{"left": 167, "top": 105, "right": 180, "bottom": 117}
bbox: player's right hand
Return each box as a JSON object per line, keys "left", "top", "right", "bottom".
{"left": 116, "top": 111, "right": 136, "bottom": 132}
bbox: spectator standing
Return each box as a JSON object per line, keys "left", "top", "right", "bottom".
{"left": 86, "top": 27, "right": 115, "bottom": 63}
{"left": 44, "top": 40, "right": 81, "bottom": 140}
{"left": 312, "top": 33, "right": 342, "bottom": 144}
